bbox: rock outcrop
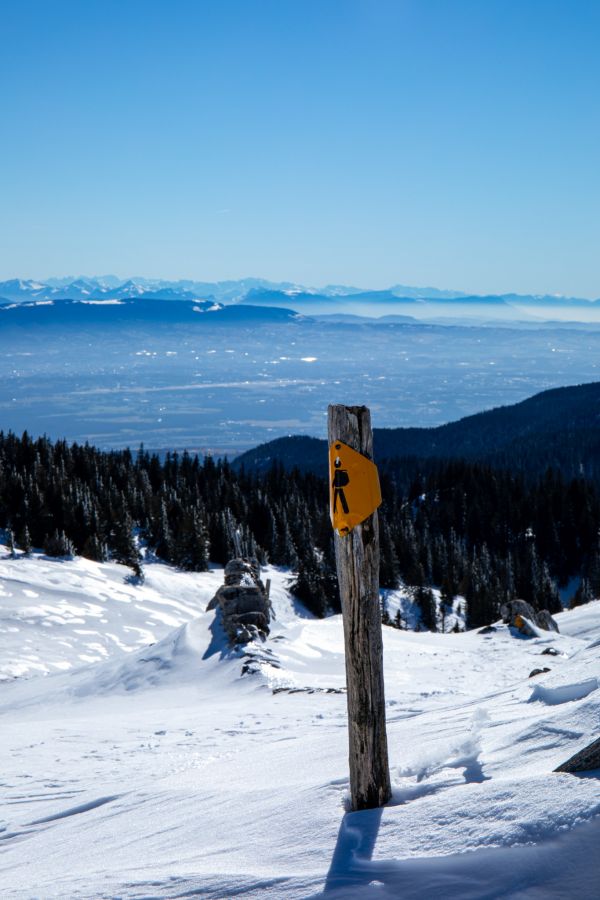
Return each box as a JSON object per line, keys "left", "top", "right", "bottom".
{"left": 207, "top": 557, "right": 272, "bottom": 645}
{"left": 535, "top": 609, "right": 560, "bottom": 633}
{"left": 529, "top": 667, "right": 551, "bottom": 678}
{"left": 500, "top": 599, "right": 560, "bottom": 635}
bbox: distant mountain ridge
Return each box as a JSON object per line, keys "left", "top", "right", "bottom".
{"left": 1, "top": 276, "right": 598, "bottom": 310}
{"left": 233, "top": 381, "right": 600, "bottom": 481}
{"left": 0, "top": 297, "right": 302, "bottom": 328}
{"left": 0, "top": 277, "right": 314, "bottom": 305}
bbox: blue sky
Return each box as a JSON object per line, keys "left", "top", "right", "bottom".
{"left": 1, "top": 0, "right": 599, "bottom": 295}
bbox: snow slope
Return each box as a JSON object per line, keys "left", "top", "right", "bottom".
{"left": 1, "top": 547, "right": 599, "bottom": 898}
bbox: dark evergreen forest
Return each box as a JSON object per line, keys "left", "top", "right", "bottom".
{"left": 1, "top": 430, "right": 599, "bottom": 629}
{"left": 233, "top": 381, "right": 600, "bottom": 483}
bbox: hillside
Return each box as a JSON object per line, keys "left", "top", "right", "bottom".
{"left": 1, "top": 547, "right": 600, "bottom": 898}
{"left": 234, "top": 380, "right": 600, "bottom": 480}
{"left": 4, "top": 427, "right": 600, "bottom": 626}
{"left": 0, "top": 297, "right": 303, "bottom": 329}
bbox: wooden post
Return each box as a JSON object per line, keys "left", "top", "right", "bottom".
{"left": 328, "top": 404, "right": 392, "bottom": 811}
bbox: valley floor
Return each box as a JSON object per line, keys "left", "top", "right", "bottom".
{"left": 1, "top": 549, "right": 599, "bottom": 898}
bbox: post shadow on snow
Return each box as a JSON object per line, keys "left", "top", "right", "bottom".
{"left": 323, "top": 806, "right": 384, "bottom": 894}
{"left": 318, "top": 816, "right": 600, "bottom": 900}
{"left": 321, "top": 753, "right": 491, "bottom": 896}
{"left": 563, "top": 768, "right": 600, "bottom": 780}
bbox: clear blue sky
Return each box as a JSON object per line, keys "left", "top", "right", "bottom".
{"left": 1, "top": 0, "right": 599, "bottom": 296}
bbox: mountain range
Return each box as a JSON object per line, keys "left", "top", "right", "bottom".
{"left": 2, "top": 277, "right": 599, "bottom": 319}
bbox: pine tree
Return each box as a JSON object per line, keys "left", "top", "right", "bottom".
{"left": 440, "top": 576, "right": 455, "bottom": 633}
{"left": 43, "top": 530, "right": 75, "bottom": 558}
{"left": 153, "top": 499, "right": 174, "bottom": 561}
{"left": 173, "top": 509, "right": 209, "bottom": 571}
{"left": 82, "top": 534, "right": 108, "bottom": 562}
{"left": 412, "top": 564, "right": 437, "bottom": 631}
{"left": 536, "top": 561, "right": 562, "bottom": 614}
{"left": 274, "top": 509, "right": 298, "bottom": 568}
{"left": 111, "top": 513, "right": 142, "bottom": 576}
{"left": 17, "top": 525, "right": 32, "bottom": 556}
{"left": 379, "top": 516, "right": 400, "bottom": 589}
{"left": 289, "top": 545, "right": 337, "bottom": 618}
{"left": 7, "top": 527, "right": 17, "bottom": 558}
{"left": 571, "top": 577, "right": 593, "bottom": 609}
{"left": 380, "top": 596, "right": 391, "bottom": 626}
{"left": 585, "top": 531, "right": 600, "bottom": 599}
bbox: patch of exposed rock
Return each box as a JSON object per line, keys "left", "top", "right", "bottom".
{"left": 500, "top": 599, "right": 560, "bottom": 635}
{"left": 207, "top": 557, "right": 272, "bottom": 645}
{"left": 529, "top": 667, "right": 551, "bottom": 678}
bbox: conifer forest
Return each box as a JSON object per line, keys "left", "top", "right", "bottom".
{"left": 1, "top": 429, "right": 598, "bottom": 628}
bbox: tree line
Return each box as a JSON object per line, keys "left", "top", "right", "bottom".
{"left": 1, "top": 430, "right": 598, "bottom": 626}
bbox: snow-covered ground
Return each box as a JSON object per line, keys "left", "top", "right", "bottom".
{"left": 1, "top": 547, "right": 599, "bottom": 898}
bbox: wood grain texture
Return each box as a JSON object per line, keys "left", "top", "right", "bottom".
{"left": 328, "top": 404, "right": 392, "bottom": 810}
{"left": 554, "top": 735, "right": 600, "bottom": 773}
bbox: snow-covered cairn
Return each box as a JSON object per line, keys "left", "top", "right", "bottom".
{"left": 207, "top": 558, "right": 272, "bottom": 645}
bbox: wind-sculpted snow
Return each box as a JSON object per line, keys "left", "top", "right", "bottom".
{"left": 1, "top": 546, "right": 600, "bottom": 898}
{"left": 529, "top": 677, "right": 598, "bottom": 706}
{"left": 0, "top": 553, "right": 224, "bottom": 681}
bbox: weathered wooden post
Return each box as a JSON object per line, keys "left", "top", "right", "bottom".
{"left": 328, "top": 404, "right": 392, "bottom": 810}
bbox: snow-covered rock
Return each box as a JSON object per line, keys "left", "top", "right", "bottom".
{"left": 501, "top": 598, "right": 560, "bottom": 634}
{"left": 206, "top": 557, "right": 272, "bottom": 644}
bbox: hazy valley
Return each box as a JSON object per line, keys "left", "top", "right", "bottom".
{"left": 3, "top": 279, "right": 600, "bottom": 455}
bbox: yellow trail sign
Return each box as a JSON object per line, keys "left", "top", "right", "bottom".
{"left": 329, "top": 440, "right": 382, "bottom": 535}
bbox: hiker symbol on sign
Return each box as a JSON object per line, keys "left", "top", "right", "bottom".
{"left": 332, "top": 457, "right": 350, "bottom": 514}
{"left": 328, "top": 440, "right": 382, "bottom": 535}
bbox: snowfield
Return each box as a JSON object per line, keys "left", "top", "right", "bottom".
{"left": 1, "top": 548, "right": 599, "bottom": 898}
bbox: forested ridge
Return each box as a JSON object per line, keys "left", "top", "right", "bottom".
{"left": 1, "top": 430, "right": 599, "bottom": 628}
{"left": 234, "top": 381, "right": 600, "bottom": 482}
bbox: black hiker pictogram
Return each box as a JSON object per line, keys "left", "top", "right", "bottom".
{"left": 332, "top": 457, "right": 350, "bottom": 514}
